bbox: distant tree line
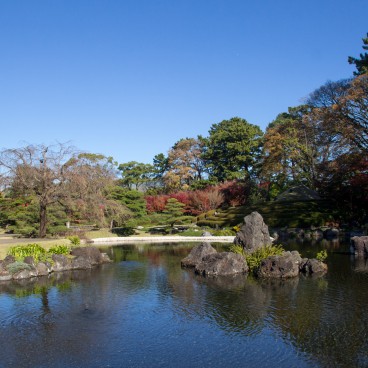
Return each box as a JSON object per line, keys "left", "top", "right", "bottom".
{"left": 0, "top": 33, "right": 367, "bottom": 236}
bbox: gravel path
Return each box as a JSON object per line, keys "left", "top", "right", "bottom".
{"left": 91, "top": 236, "right": 235, "bottom": 244}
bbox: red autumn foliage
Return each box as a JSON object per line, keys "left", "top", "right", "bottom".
{"left": 145, "top": 195, "right": 169, "bottom": 213}
{"left": 145, "top": 181, "right": 246, "bottom": 215}
{"left": 218, "top": 181, "right": 248, "bottom": 206}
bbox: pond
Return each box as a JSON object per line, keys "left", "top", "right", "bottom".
{"left": 0, "top": 239, "right": 367, "bottom": 368}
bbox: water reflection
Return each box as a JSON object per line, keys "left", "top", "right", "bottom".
{"left": 0, "top": 241, "right": 367, "bottom": 367}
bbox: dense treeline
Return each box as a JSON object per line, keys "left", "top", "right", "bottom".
{"left": 0, "top": 34, "right": 367, "bottom": 236}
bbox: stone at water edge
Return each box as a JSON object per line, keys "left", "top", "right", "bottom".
{"left": 299, "top": 258, "right": 328, "bottom": 274}
{"left": 255, "top": 251, "right": 302, "bottom": 279}
{"left": 51, "top": 254, "right": 73, "bottom": 272}
{"left": 181, "top": 242, "right": 217, "bottom": 268}
{"left": 194, "top": 252, "right": 248, "bottom": 276}
{"left": 36, "top": 262, "right": 50, "bottom": 276}
{"left": 71, "top": 256, "right": 93, "bottom": 270}
{"left": 70, "top": 246, "right": 105, "bottom": 265}
{"left": 350, "top": 236, "right": 368, "bottom": 257}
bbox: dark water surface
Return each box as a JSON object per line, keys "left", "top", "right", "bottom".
{"left": 0, "top": 240, "right": 368, "bottom": 368}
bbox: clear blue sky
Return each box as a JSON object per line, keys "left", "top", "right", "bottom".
{"left": 0, "top": 0, "right": 367, "bottom": 164}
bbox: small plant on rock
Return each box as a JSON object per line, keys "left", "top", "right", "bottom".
{"left": 316, "top": 250, "right": 328, "bottom": 262}
{"left": 6, "top": 261, "right": 32, "bottom": 274}
{"left": 230, "top": 244, "right": 285, "bottom": 272}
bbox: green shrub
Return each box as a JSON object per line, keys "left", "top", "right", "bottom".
{"left": 48, "top": 245, "right": 70, "bottom": 255}
{"left": 316, "top": 249, "right": 328, "bottom": 262}
{"left": 8, "top": 226, "right": 38, "bottom": 237}
{"left": 48, "top": 225, "right": 68, "bottom": 236}
{"left": 212, "top": 228, "right": 236, "bottom": 236}
{"left": 67, "top": 235, "right": 81, "bottom": 246}
{"left": 7, "top": 243, "right": 47, "bottom": 262}
{"left": 180, "top": 228, "right": 202, "bottom": 236}
{"left": 230, "top": 244, "right": 285, "bottom": 272}
{"left": 6, "top": 261, "right": 32, "bottom": 274}
{"left": 111, "top": 227, "right": 135, "bottom": 236}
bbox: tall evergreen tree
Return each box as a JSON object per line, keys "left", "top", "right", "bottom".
{"left": 202, "top": 117, "right": 263, "bottom": 182}
{"left": 348, "top": 33, "right": 368, "bottom": 75}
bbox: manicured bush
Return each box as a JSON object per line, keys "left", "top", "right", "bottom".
{"left": 111, "top": 227, "right": 135, "bottom": 236}
{"left": 212, "top": 228, "right": 236, "bottom": 236}
{"left": 48, "top": 225, "right": 69, "bottom": 236}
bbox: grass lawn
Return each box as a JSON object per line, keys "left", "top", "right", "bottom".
{"left": 197, "top": 199, "right": 340, "bottom": 229}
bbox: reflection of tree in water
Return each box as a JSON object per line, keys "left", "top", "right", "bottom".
{"left": 149, "top": 244, "right": 368, "bottom": 367}
{"left": 266, "top": 270, "right": 368, "bottom": 367}
{"left": 1, "top": 243, "right": 367, "bottom": 367}
{"left": 0, "top": 267, "right": 122, "bottom": 367}
{"left": 179, "top": 275, "right": 300, "bottom": 336}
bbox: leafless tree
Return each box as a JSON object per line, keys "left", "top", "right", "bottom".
{"left": 0, "top": 143, "right": 127, "bottom": 237}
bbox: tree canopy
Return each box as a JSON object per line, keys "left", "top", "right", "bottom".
{"left": 348, "top": 33, "right": 368, "bottom": 75}
{"left": 0, "top": 144, "right": 127, "bottom": 237}
{"left": 202, "top": 117, "right": 263, "bottom": 182}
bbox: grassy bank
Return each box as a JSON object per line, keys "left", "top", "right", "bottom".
{"left": 0, "top": 237, "right": 71, "bottom": 259}
{"left": 197, "top": 199, "right": 340, "bottom": 229}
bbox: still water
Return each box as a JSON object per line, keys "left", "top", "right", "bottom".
{"left": 0, "top": 240, "right": 367, "bottom": 368}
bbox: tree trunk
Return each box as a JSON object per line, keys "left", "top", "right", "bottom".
{"left": 39, "top": 203, "right": 48, "bottom": 238}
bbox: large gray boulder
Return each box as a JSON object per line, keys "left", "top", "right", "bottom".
{"left": 181, "top": 243, "right": 217, "bottom": 268}
{"left": 36, "top": 262, "right": 51, "bottom": 276}
{"left": 195, "top": 252, "right": 248, "bottom": 276}
{"left": 51, "top": 254, "right": 72, "bottom": 272}
{"left": 12, "top": 267, "right": 38, "bottom": 280}
{"left": 0, "top": 264, "right": 12, "bottom": 281}
{"left": 350, "top": 236, "right": 368, "bottom": 257}
{"left": 234, "top": 211, "right": 272, "bottom": 251}
{"left": 70, "top": 246, "right": 105, "bottom": 265}
{"left": 71, "top": 256, "right": 93, "bottom": 270}
{"left": 255, "top": 251, "right": 302, "bottom": 278}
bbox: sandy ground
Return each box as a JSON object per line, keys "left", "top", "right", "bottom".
{"left": 91, "top": 236, "right": 235, "bottom": 244}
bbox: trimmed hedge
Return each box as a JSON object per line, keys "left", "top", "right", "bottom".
{"left": 111, "top": 227, "right": 135, "bottom": 236}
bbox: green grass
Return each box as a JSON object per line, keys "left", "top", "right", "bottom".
{"left": 84, "top": 229, "right": 118, "bottom": 239}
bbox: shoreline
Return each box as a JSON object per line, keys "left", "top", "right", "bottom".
{"left": 0, "top": 235, "right": 235, "bottom": 258}
{"left": 90, "top": 236, "right": 235, "bottom": 245}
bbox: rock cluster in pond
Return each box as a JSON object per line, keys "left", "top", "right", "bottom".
{"left": 255, "top": 251, "right": 328, "bottom": 278}
{"left": 182, "top": 244, "right": 327, "bottom": 279}
{"left": 0, "top": 246, "right": 112, "bottom": 281}
{"left": 183, "top": 210, "right": 328, "bottom": 279}
{"left": 350, "top": 236, "right": 368, "bottom": 257}
{"left": 181, "top": 243, "right": 248, "bottom": 276}
{"left": 233, "top": 211, "right": 272, "bottom": 251}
